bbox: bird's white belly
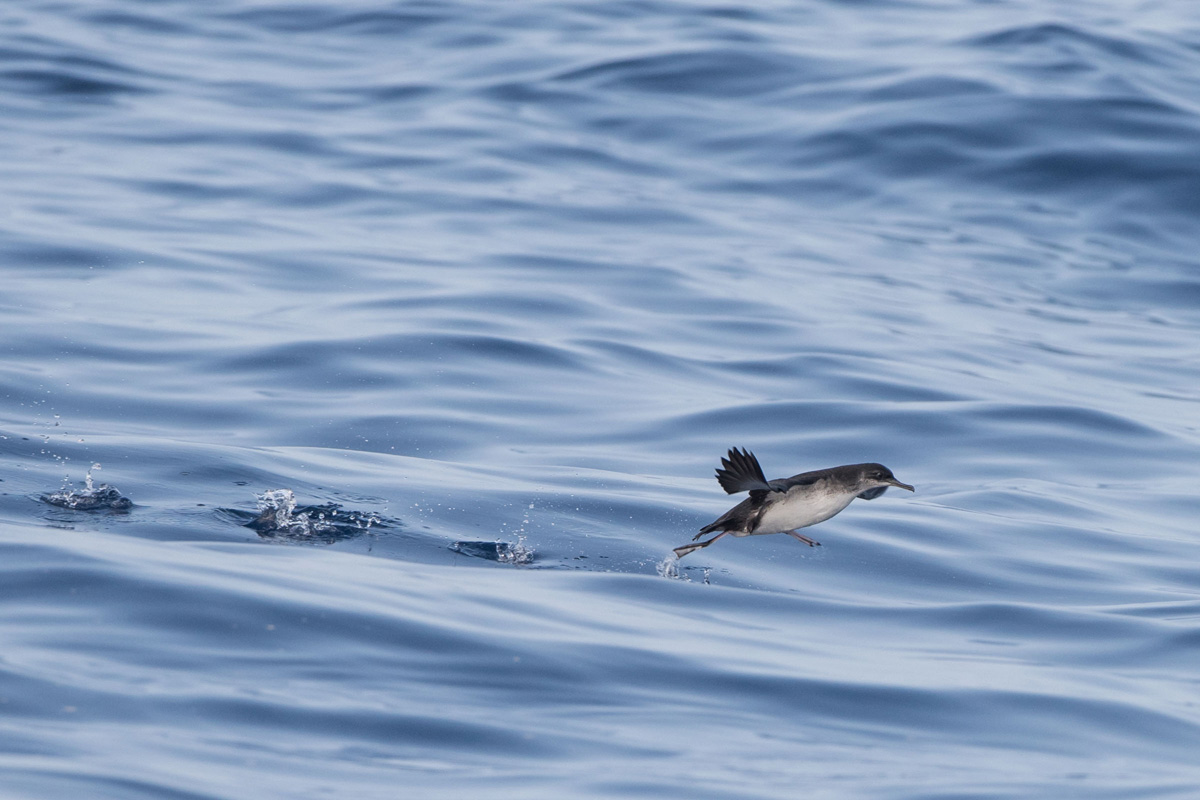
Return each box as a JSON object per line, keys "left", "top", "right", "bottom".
{"left": 746, "top": 488, "right": 856, "bottom": 536}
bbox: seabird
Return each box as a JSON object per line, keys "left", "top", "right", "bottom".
{"left": 674, "top": 447, "right": 914, "bottom": 558}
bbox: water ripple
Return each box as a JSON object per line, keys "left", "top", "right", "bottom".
{"left": 4, "top": 0, "right": 1200, "bottom": 796}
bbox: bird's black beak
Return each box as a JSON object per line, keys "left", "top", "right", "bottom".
{"left": 887, "top": 478, "right": 915, "bottom": 492}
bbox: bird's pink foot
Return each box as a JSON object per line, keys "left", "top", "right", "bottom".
{"left": 786, "top": 530, "right": 820, "bottom": 547}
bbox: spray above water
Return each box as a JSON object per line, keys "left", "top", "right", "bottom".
{"left": 42, "top": 463, "right": 133, "bottom": 511}
{"left": 253, "top": 489, "right": 310, "bottom": 535}
{"left": 449, "top": 501, "right": 536, "bottom": 565}
{"left": 244, "top": 489, "right": 385, "bottom": 543}
{"left": 449, "top": 536, "right": 534, "bottom": 565}
{"left": 656, "top": 554, "right": 710, "bottom": 584}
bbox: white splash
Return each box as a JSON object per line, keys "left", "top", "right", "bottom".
{"left": 496, "top": 535, "right": 534, "bottom": 565}
{"left": 657, "top": 555, "right": 685, "bottom": 580}
{"left": 83, "top": 463, "right": 102, "bottom": 492}
{"left": 252, "top": 489, "right": 382, "bottom": 538}
{"left": 256, "top": 489, "right": 309, "bottom": 534}
{"left": 43, "top": 463, "right": 132, "bottom": 511}
{"left": 656, "top": 555, "right": 711, "bottom": 584}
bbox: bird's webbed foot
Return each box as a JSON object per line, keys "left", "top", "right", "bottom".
{"left": 786, "top": 530, "right": 820, "bottom": 547}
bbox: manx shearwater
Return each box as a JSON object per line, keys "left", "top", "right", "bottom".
{"left": 674, "top": 447, "right": 914, "bottom": 559}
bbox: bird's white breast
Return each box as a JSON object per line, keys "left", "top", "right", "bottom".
{"left": 749, "top": 484, "right": 857, "bottom": 536}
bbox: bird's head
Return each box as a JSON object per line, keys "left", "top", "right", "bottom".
{"left": 861, "top": 463, "right": 914, "bottom": 493}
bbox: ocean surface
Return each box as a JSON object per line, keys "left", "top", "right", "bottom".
{"left": 3, "top": 1, "right": 1200, "bottom": 797}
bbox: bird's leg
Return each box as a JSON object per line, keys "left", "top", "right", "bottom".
{"left": 786, "top": 530, "right": 820, "bottom": 547}
{"left": 674, "top": 532, "right": 729, "bottom": 559}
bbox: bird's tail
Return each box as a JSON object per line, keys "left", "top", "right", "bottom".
{"left": 715, "top": 447, "right": 771, "bottom": 495}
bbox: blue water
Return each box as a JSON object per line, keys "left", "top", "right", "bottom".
{"left": 3, "top": 1, "right": 1200, "bottom": 797}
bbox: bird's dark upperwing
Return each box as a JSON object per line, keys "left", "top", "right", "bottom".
{"left": 857, "top": 486, "right": 888, "bottom": 500}
{"left": 769, "top": 473, "right": 821, "bottom": 493}
{"left": 715, "top": 447, "right": 773, "bottom": 495}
